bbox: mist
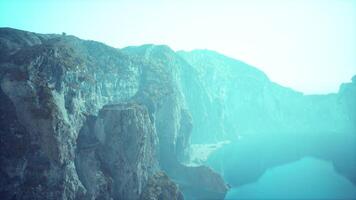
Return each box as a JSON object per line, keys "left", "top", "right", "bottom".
{"left": 0, "top": 1, "right": 356, "bottom": 200}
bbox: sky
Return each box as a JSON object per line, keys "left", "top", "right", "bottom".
{"left": 1, "top": 0, "right": 355, "bottom": 94}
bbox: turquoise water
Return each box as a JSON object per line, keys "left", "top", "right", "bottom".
{"left": 226, "top": 157, "right": 356, "bottom": 199}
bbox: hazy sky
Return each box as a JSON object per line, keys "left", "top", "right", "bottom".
{"left": 1, "top": 0, "right": 355, "bottom": 94}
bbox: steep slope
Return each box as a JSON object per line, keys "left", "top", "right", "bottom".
{"left": 0, "top": 28, "right": 227, "bottom": 200}
{"left": 75, "top": 103, "right": 160, "bottom": 199}
{"left": 0, "top": 28, "right": 148, "bottom": 199}
{"left": 178, "top": 50, "right": 356, "bottom": 188}
{"left": 178, "top": 50, "right": 354, "bottom": 143}
{"left": 1, "top": 27, "right": 354, "bottom": 199}
{"left": 121, "top": 45, "right": 228, "bottom": 199}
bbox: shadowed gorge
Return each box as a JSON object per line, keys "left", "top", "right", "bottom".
{"left": 0, "top": 28, "right": 355, "bottom": 199}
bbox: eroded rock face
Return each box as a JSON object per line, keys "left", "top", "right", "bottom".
{"left": 178, "top": 50, "right": 355, "bottom": 143}
{"left": 140, "top": 171, "right": 184, "bottom": 200}
{"left": 178, "top": 49, "right": 356, "bottom": 191}
{"left": 122, "top": 45, "right": 228, "bottom": 199}
{"left": 76, "top": 103, "right": 158, "bottom": 200}
{"left": 172, "top": 164, "right": 228, "bottom": 200}
{"left": 123, "top": 44, "right": 193, "bottom": 167}
{"left": 0, "top": 42, "right": 86, "bottom": 199}
{"left": 0, "top": 28, "right": 227, "bottom": 200}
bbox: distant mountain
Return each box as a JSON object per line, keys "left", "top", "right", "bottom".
{"left": 177, "top": 49, "right": 356, "bottom": 188}
{"left": 0, "top": 28, "right": 355, "bottom": 200}
{"left": 178, "top": 50, "right": 356, "bottom": 188}
{"left": 178, "top": 50, "right": 355, "bottom": 142}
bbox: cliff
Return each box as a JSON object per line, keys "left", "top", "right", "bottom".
{"left": 177, "top": 49, "right": 355, "bottom": 188}
{"left": 0, "top": 28, "right": 227, "bottom": 200}
{"left": 178, "top": 50, "right": 354, "bottom": 143}
{"left": 1, "top": 27, "right": 354, "bottom": 199}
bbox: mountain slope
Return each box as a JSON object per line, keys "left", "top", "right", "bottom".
{"left": 0, "top": 28, "right": 227, "bottom": 200}
{"left": 178, "top": 50, "right": 356, "bottom": 187}
{"left": 178, "top": 50, "right": 354, "bottom": 143}
{"left": 0, "top": 28, "right": 355, "bottom": 200}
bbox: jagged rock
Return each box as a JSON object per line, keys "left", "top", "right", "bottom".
{"left": 0, "top": 29, "right": 163, "bottom": 200}
{"left": 140, "top": 171, "right": 184, "bottom": 200}
{"left": 158, "top": 154, "right": 228, "bottom": 200}
{"left": 122, "top": 45, "right": 228, "bottom": 199}
{"left": 0, "top": 28, "right": 227, "bottom": 200}
{"left": 76, "top": 103, "right": 159, "bottom": 199}
{"left": 122, "top": 45, "right": 194, "bottom": 167}
{"left": 4, "top": 27, "right": 355, "bottom": 200}
{"left": 0, "top": 27, "right": 57, "bottom": 62}
{"left": 0, "top": 33, "right": 86, "bottom": 199}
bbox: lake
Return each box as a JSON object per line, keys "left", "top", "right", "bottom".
{"left": 226, "top": 157, "right": 356, "bottom": 199}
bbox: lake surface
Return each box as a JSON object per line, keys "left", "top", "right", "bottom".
{"left": 226, "top": 157, "right": 356, "bottom": 199}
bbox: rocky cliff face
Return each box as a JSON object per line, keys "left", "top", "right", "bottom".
{"left": 121, "top": 45, "right": 228, "bottom": 199}
{"left": 1, "top": 27, "right": 354, "bottom": 199}
{"left": 177, "top": 50, "right": 356, "bottom": 187}
{"left": 75, "top": 103, "right": 159, "bottom": 199}
{"left": 178, "top": 50, "right": 354, "bottom": 143}
{"left": 0, "top": 28, "right": 227, "bottom": 200}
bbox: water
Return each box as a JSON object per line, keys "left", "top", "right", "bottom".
{"left": 226, "top": 157, "right": 356, "bottom": 199}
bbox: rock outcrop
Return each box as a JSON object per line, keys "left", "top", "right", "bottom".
{"left": 122, "top": 44, "right": 228, "bottom": 199}
{"left": 75, "top": 103, "right": 159, "bottom": 199}
{"left": 0, "top": 28, "right": 227, "bottom": 200}
{"left": 2, "top": 27, "right": 353, "bottom": 200}
{"left": 140, "top": 172, "right": 184, "bottom": 200}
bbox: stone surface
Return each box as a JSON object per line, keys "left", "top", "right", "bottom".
{"left": 4, "top": 27, "right": 353, "bottom": 200}
{"left": 178, "top": 49, "right": 356, "bottom": 189}
{"left": 172, "top": 164, "right": 229, "bottom": 200}
{"left": 140, "top": 171, "right": 184, "bottom": 200}
{"left": 76, "top": 103, "right": 158, "bottom": 200}
{"left": 0, "top": 28, "right": 227, "bottom": 200}
{"left": 178, "top": 50, "right": 355, "bottom": 143}
{"left": 122, "top": 45, "right": 228, "bottom": 199}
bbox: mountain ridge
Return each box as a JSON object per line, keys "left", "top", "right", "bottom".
{"left": 0, "top": 27, "right": 228, "bottom": 200}
{"left": 0, "top": 27, "right": 355, "bottom": 200}
{"left": 3, "top": 27, "right": 351, "bottom": 95}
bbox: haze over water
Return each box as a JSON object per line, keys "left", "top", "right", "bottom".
{"left": 1, "top": 0, "right": 356, "bottom": 94}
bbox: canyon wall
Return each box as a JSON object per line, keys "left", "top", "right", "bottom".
{"left": 0, "top": 28, "right": 227, "bottom": 200}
